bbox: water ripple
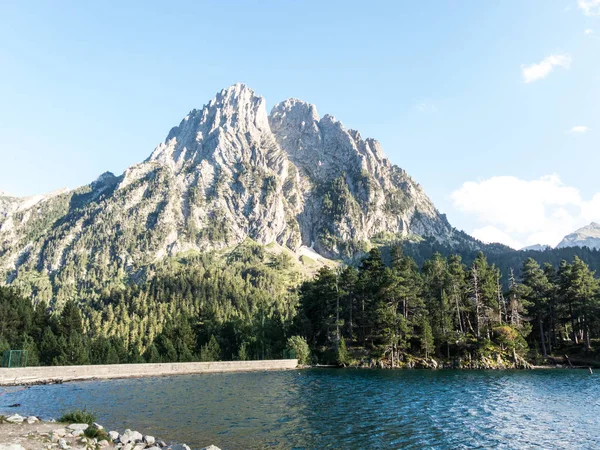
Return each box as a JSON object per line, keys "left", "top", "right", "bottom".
{"left": 1, "top": 369, "right": 599, "bottom": 449}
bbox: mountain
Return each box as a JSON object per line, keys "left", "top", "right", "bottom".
{"left": 0, "top": 84, "right": 461, "bottom": 306}
{"left": 520, "top": 244, "right": 551, "bottom": 252}
{"left": 557, "top": 222, "right": 600, "bottom": 250}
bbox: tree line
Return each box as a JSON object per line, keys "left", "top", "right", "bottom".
{"left": 1, "top": 243, "right": 599, "bottom": 366}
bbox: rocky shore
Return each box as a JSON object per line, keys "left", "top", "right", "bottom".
{"left": 0, "top": 415, "right": 219, "bottom": 450}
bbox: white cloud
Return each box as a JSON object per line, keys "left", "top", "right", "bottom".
{"left": 522, "top": 54, "right": 572, "bottom": 83}
{"left": 585, "top": 29, "right": 594, "bottom": 35}
{"left": 471, "top": 225, "right": 524, "bottom": 250}
{"left": 451, "top": 174, "right": 600, "bottom": 249}
{"left": 578, "top": 0, "right": 600, "bottom": 16}
{"left": 570, "top": 125, "right": 590, "bottom": 133}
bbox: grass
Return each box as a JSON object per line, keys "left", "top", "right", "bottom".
{"left": 58, "top": 408, "right": 97, "bottom": 425}
{"left": 0, "top": 415, "right": 5, "bottom": 424}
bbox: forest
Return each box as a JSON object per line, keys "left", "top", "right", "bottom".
{"left": 1, "top": 242, "right": 599, "bottom": 367}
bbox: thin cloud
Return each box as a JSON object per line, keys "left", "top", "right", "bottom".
{"left": 570, "top": 125, "right": 590, "bottom": 133}
{"left": 522, "top": 54, "right": 572, "bottom": 83}
{"left": 585, "top": 29, "right": 594, "bottom": 35}
{"left": 578, "top": 0, "right": 600, "bottom": 16}
{"left": 415, "top": 101, "right": 438, "bottom": 114}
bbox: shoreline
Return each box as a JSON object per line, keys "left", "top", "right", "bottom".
{"left": 0, "top": 415, "right": 218, "bottom": 450}
{"left": 0, "top": 360, "right": 298, "bottom": 387}
{"left": 1, "top": 358, "right": 594, "bottom": 388}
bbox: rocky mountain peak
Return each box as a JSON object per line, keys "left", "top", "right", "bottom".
{"left": 148, "top": 83, "right": 270, "bottom": 171}
{"left": 0, "top": 84, "right": 457, "bottom": 295}
{"left": 557, "top": 222, "right": 600, "bottom": 250}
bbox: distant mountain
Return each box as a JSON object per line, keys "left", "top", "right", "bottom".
{"left": 520, "top": 244, "right": 551, "bottom": 252}
{"left": 557, "top": 222, "right": 600, "bottom": 250}
{"left": 0, "top": 84, "right": 470, "bottom": 306}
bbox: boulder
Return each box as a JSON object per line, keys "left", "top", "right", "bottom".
{"left": 144, "top": 436, "right": 156, "bottom": 446}
{"left": 122, "top": 443, "right": 134, "bottom": 450}
{"left": 147, "top": 447, "right": 162, "bottom": 450}
{"left": 72, "top": 430, "right": 85, "bottom": 437}
{"left": 200, "top": 446, "right": 222, "bottom": 450}
{"left": 98, "top": 440, "right": 110, "bottom": 448}
{"left": 156, "top": 441, "right": 167, "bottom": 448}
{"left": 5, "top": 414, "right": 25, "bottom": 424}
{"left": 67, "top": 424, "right": 89, "bottom": 432}
{"left": 121, "top": 430, "right": 143, "bottom": 444}
{"left": 26, "top": 416, "right": 39, "bottom": 424}
{"left": 170, "top": 445, "right": 191, "bottom": 450}
{"left": 133, "top": 445, "right": 146, "bottom": 450}
{"left": 109, "top": 431, "right": 120, "bottom": 441}
{"left": 58, "top": 439, "right": 69, "bottom": 450}
{"left": 53, "top": 429, "right": 67, "bottom": 438}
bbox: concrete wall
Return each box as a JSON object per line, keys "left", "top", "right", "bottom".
{"left": 0, "top": 359, "right": 298, "bottom": 386}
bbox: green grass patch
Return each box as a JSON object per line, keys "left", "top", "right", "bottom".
{"left": 58, "top": 408, "right": 97, "bottom": 425}
{"left": 300, "top": 255, "right": 315, "bottom": 265}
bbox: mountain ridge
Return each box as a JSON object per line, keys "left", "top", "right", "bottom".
{"left": 557, "top": 222, "right": 600, "bottom": 250}
{"left": 0, "top": 84, "right": 463, "bottom": 306}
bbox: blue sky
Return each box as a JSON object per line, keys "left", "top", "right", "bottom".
{"left": 1, "top": 1, "right": 598, "bottom": 248}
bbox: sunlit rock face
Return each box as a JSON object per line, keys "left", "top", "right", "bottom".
{"left": 557, "top": 222, "right": 600, "bottom": 250}
{"left": 0, "top": 84, "right": 455, "bottom": 300}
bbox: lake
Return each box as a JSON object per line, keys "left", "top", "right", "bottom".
{"left": 1, "top": 369, "right": 598, "bottom": 449}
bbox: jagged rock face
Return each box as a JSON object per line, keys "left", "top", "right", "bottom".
{"left": 557, "top": 222, "right": 600, "bottom": 250}
{"left": 0, "top": 84, "right": 453, "bottom": 304}
{"left": 269, "top": 98, "right": 451, "bottom": 256}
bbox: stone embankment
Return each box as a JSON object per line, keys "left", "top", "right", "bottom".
{"left": 0, "top": 415, "right": 219, "bottom": 450}
{"left": 0, "top": 360, "right": 298, "bottom": 386}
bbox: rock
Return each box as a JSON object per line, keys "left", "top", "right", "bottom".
{"left": 144, "top": 436, "right": 156, "bottom": 445}
{"left": 133, "top": 444, "right": 145, "bottom": 450}
{"left": 26, "top": 416, "right": 39, "bottom": 424}
{"left": 122, "top": 443, "right": 133, "bottom": 450}
{"left": 171, "top": 445, "right": 191, "bottom": 450}
{"left": 156, "top": 441, "right": 167, "bottom": 448}
{"left": 53, "top": 428, "right": 67, "bottom": 437}
{"left": 92, "top": 423, "right": 104, "bottom": 430}
{"left": 200, "top": 446, "right": 222, "bottom": 450}
{"left": 0, "top": 445, "right": 26, "bottom": 450}
{"left": 98, "top": 441, "right": 110, "bottom": 448}
{"left": 5, "top": 414, "right": 25, "bottom": 424}
{"left": 109, "top": 431, "right": 120, "bottom": 441}
{"left": 67, "top": 424, "right": 89, "bottom": 432}
{"left": 147, "top": 447, "right": 162, "bottom": 450}
{"left": 58, "top": 439, "right": 69, "bottom": 450}
{"left": 72, "top": 429, "right": 85, "bottom": 437}
{"left": 120, "top": 430, "right": 143, "bottom": 444}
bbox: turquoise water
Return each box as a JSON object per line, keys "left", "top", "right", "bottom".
{"left": 1, "top": 369, "right": 599, "bottom": 449}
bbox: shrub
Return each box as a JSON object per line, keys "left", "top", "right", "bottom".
{"left": 84, "top": 425, "right": 110, "bottom": 441}
{"left": 286, "top": 335, "right": 310, "bottom": 365}
{"left": 58, "top": 408, "right": 97, "bottom": 424}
